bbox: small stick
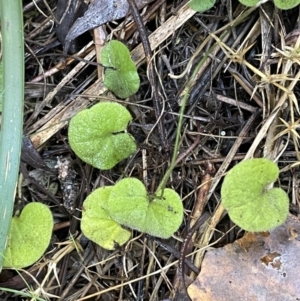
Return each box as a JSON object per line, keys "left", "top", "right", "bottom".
{"left": 127, "top": 0, "right": 169, "bottom": 151}
{"left": 179, "top": 212, "right": 210, "bottom": 290}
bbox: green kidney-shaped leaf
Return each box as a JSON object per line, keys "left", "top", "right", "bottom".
{"left": 238, "top": 0, "right": 260, "bottom": 6}
{"left": 3, "top": 202, "right": 53, "bottom": 268}
{"left": 68, "top": 102, "right": 137, "bottom": 170}
{"left": 81, "top": 186, "right": 131, "bottom": 250}
{"left": 189, "top": 0, "right": 216, "bottom": 12}
{"left": 101, "top": 40, "right": 140, "bottom": 99}
{"left": 103, "top": 178, "right": 184, "bottom": 238}
{"left": 274, "top": 0, "right": 300, "bottom": 9}
{"left": 221, "top": 158, "right": 289, "bottom": 232}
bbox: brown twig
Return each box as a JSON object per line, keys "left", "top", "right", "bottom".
{"left": 178, "top": 212, "right": 210, "bottom": 290}
{"left": 127, "top": 0, "right": 169, "bottom": 151}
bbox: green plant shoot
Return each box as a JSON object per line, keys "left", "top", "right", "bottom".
{"left": 68, "top": 102, "right": 137, "bottom": 170}
{"left": 0, "top": 60, "right": 3, "bottom": 112}
{"left": 221, "top": 158, "right": 289, "bottom": 232}
{"left": 0, "top": 0, "right": 25, "bottom": 271}
{"left": 3, "top": 202, "right": 53, "bottom": 268}
{"left": 101, "top": 40, "right": 140, "bottom": 99}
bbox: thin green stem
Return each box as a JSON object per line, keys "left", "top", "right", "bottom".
{"left": 156, "top": 6, "right": 258, "bottom": 193}
{"left": 0, "top": 0, "right": 24, "bottom": 270}
{"left": 156, "top": 50, "right": 211, "bottom": 192}
{"left": 0, "top": 287, "right": 46, "bottom": 301}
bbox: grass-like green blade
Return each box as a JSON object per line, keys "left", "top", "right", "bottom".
{"left": 0, "top": 0, "right": 24, "bottom": 270}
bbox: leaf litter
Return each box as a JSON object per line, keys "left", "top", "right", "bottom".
{"left": 188, "top": 215, "right": 300, "bottom": 301}
{"left": 2, "top": 0, "right": 300, "bottom": 300}
{"left": 63, "top": 0, "right": 155, "bottom": 53}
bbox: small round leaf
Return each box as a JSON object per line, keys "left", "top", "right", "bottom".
{"left": 68, "top": 102, "right": 137, "bottom": 170}
{"left": 81, "top": 186, "right": 131, "bottom": 250}
{"left": 3, "top": 202, "right": 53, "bottom": 268}
{"left": 238, "top": 0, "right": 260, "bottom": 6}
{"left": 189, "top": 0, "right": 216, "bottom": 12}
{"left": 221, "top": 158, "right": 289, "bottom": 232}
{"left": 274, "top": 0, "right": 300, "bottom": 9}
{"left": 103, "top": 178, "right": 184, "bottom": 238}
{"left": 101, "top": 40, "right": 140, "bottom": 99}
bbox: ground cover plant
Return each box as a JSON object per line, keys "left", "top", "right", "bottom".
{"left": 3, "top": 202, "right": 53, "bottom": 269}
{"left": 1, "top": 0, "right": 300, "bottom": 300}
{"left": 68, "top": 101, "right": 137, "bottom": 170}
{"left": 101, "top": 40, "right": 140, "bottom": 98}
{"left": 221, "top": 158, "right": 289, "bottom": 232}
{"left": 189, "top": 0, "right": 300, "bottom": 12}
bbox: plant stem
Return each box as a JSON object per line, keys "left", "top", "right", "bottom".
{"left": 0, "top": 0, "right": 24, "bottom": 270}
{"left": 156, "top": 6, "right": 258, "bottom": 193}
{"left": 156, "top": 49, "right": 212, "bottom": 192}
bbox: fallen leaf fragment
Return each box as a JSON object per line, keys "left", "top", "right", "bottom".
{"left": 188, "top": 214, "right": 300, "bottom": 301}
{"left": 64, "top": 0, "right": 155, "bottom": 53}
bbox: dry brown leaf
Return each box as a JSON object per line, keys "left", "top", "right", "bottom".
{"left": 64, "top": 0, "right": 155, "bottom": 53}
{"left": 188, "top": 215, "right": 300, "bottom": 301}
